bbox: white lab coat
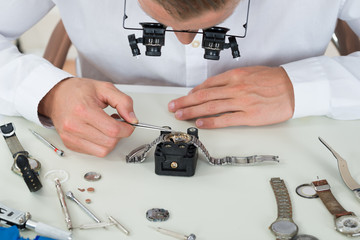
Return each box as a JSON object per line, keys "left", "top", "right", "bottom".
{"left": 0, "top": 0, "right": 359, "bottom": 125}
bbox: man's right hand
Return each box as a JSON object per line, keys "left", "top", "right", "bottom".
{"left": 38, "top": 77, "right": 137, "bottom": 157}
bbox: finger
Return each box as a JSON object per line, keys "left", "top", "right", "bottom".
{"left": 194, "top": 111, "right": 252, "bottom": 129}
{"left": 174, "top": 99, "right": 240, "bottom": 120}
{"left": 60, "top": 131, "right": 117, "bottom": 157}
{"left": 189, "top": 68, "right": 255, "bottom": 94}
{"left": 110, "top": 113, "right": 137, "bottom": 132}
{"left": 60, "top": 118, "right": 127, "bottom": 149}
{"left": 189, "top": 73, "right": 230, "bottom": 94}
{"left": 96, "top": 83, "right": 138, "bottom": 124}
{"left": 169, "top": 86, "right": 232, "bottom": 112}
{"left": 80, "top": 108, "right": 134, "bottom": 139}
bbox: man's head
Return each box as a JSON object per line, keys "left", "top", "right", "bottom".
{"left": 138, "top": 0, "right": 240, "bottom": 44}
{"left": 152, "top": 0, "right": 228, "bottom": 20}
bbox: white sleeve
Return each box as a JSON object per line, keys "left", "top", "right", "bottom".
{"left": 281, "top": 0, "right": 360, "bottom": 120}
{"left": 0, "top": 0, "right": 73, "bottom": 125}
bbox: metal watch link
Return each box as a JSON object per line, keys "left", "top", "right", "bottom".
{"left": 1, "top": 123, "right": 42, "bottom": 192}
{"left": 126, "top": 127, "right": 279, "bottom": 166}
{"left": 269, "top": 177, "right": 298, "bottom": 240}
{"left": 312, "top": 179, "right": 360, "bottom": 237}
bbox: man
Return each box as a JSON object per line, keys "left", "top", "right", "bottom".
{"left": 0, "top": 0, "right": 359, "bottom": 157}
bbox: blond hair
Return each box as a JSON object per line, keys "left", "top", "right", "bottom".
{"left": 153, "top": 0, "right": 228, "bottom": 20}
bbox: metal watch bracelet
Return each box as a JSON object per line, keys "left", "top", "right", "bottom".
{"left": 126, "top": 133, "right": 279, "bottom": 165}
{"left": 269, "top": 177, "right": 298, "bottom": 240}
{"left": 270, "top": 178, "right": 294, "bottom": 220}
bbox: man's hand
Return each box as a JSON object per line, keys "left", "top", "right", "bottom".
{"left": 38, "top": 78, "right": 137, "bottom": 157}
{"left": 168, "top": 66, "right": 295, "bottom": 128}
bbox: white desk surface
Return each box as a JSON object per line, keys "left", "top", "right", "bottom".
{"left": 1, "top": 85, "right": 360, "bottom": 240}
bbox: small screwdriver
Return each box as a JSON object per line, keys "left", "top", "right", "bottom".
{"left": 29, "top": 129, "right": 65, "bottom": 156}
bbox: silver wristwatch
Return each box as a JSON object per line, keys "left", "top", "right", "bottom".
{"left": 269, "top": 177, "right": 298, "bottom": 240}
{"left": 126, "top": 127, "right": 279, "bottom": 166}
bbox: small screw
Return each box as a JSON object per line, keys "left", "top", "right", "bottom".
{"left": 171, "top": 162, "right": 178, "bottom": 168}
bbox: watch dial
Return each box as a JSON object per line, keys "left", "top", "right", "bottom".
{"left": 271, "top": 220, "right": 298, "bottom": 236}
{"left": 335, "top": 215, "right": 360, "bottom": 235}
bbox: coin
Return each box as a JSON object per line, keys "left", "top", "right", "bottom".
{"left": 84, "top": 172, "right": 101, "bottom": 181}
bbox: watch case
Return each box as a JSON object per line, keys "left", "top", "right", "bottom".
{"left": 270, "top": 220, "right": 298, "bottom": 239}
{"left": 335, "top": 215, "right": 360, "bottom": 236}
{"left": 154, "top": 128, "right": 198, "bottom": 177}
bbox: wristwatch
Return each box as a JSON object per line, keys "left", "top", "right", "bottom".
{"left": 0, "top": 123, "right": 42, "bottom": 192}
{"left": 269, "top": 177, "right": 298, "bottom": 240}
{"left": 312, "top": 179, "right": 360, "bottom": 237}
{"left": 126, "top": 127, "right": 279, "bottom": 166}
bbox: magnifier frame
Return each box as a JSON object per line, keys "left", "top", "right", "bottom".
{"left": 122, "top": 0, "right": 251, "bottom": 39}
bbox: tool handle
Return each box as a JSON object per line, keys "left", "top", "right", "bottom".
{"left": 55, "top": 179, "right": 73, "bottom": 230}
{"left": 26, "top": 220, "right": 72, "bottom": 240}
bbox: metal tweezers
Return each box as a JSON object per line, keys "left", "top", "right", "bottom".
{"left": 319, "top": 137, "right": 360, "bottom": 200}
{"left": 117, "top": 118, "right": 178, "bottom": 132}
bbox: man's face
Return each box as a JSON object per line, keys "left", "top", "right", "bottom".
{"left": 138, "top": 0, "right": 240, "bottom": 44}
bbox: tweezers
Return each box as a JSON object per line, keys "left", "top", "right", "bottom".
{"left": 116, "top": 118, "right": 178, "bottom": 132}
{"left": 319, "top": 137, "right": 360, "bottom": 200}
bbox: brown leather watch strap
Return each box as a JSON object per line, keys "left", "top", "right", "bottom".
{"left": 312, "top": 179, "right": 353, "bottom": 218}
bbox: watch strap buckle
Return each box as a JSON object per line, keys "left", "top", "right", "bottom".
{"left": 312, "top": 179, "right": 331, "bottom": 192}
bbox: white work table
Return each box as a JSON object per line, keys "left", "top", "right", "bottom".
{"left": 1, "top": 85, "right": 360, "bottom": 240}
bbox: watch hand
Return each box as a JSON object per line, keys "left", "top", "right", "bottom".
{"left": 318, "top": 137, "right": 360, "bottom": 192}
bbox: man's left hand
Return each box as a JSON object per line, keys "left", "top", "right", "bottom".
{"left": 168, "top": 66, "right": 295, "bottom": 128}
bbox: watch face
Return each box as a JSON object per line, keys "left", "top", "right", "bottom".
{"left": 270, "top": 220, "right": 298, "bottom": 237}
{"left": 164, "top": 133, "right": 191, "bottom": 144}
{"left": 335, "top": 215, "right": 360, "bottom": 235}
